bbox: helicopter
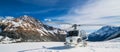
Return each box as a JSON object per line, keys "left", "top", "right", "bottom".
{"left": 45, "top": 19, "right": 117, "bottom": 47}
{"left": 63, "top": 24, "right": 105, "bottom": 47}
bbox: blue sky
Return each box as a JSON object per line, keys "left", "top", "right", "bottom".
{"left": 0, "top": 0, "right": 120, "bottom": 33}
{"left": 0, "top": 0, "right": 88, "bottom": 21}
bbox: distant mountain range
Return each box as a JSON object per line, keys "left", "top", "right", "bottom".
{"left": 88, "top": 26, "right": 120, "bottom": 41}
{"left": 0, "top": 15, "right": 120, "bottom": 43}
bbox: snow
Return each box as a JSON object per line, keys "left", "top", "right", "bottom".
{"left": 0, "top": 42, "right": 119, "bottom": 52}
{"left": 12, "top": 21, "right": 20, "bottom": 27}
{"left": 0, "top": 36, "right": 3, "bottom": 39}
{"left": 0, "top": 37, "right": 13, "bottom": 44}
{"left": 36, "top": 29, "right": 49, "bottom": 36}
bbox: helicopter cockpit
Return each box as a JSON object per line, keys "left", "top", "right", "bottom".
{"left": 67, "top": 30, "right": 79, "bottom": 37}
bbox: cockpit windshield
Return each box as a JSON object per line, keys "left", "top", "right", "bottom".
{"left": 67, "top": 30, "right": 79, "bottom": 37}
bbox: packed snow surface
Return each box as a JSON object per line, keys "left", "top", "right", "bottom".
{"left": 0, "top": 42, "right": 120, "bottom": 52}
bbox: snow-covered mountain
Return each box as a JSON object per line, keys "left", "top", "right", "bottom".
{"left": 88, "top": 26, "right": 120, "bottom": 41}
{"left": 0, "top": 15, "right": 120, "bottom": 43}
{"left": 0, "top": 15, "right": 65, "bottom": 43}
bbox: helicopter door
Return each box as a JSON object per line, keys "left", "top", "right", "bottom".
{"left": 80, "top": 30, "right": 87, "bottom": 40}
{"left": 67, "top": 30, "right": 79, "bottom": 37}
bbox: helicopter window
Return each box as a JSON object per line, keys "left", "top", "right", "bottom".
{"left": 67, "top": 30, "right": 79, "bottom": 37}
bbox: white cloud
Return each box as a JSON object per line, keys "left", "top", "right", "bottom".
{"left": 55, "top": 0, "right": 120, "bottom": 33}
{"left": 75, "top": 0, "right": 120, "bottom": 18}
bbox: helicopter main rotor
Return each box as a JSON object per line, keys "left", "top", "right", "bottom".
{"left": 72, "top": 24, "right": 106, "bottom": 30}
{"left": 45, "top": 19, "right": 119, "bottom": 30}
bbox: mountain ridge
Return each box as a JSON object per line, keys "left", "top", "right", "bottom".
{"left": 88, "top": 26, "right": 120, "bottom": 41}
{"left": 0, "top": 15, "right": 65, "bottom": 43}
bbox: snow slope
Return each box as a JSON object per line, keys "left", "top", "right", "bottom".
{"left": 0, "top": 42, "right": 119, "bottom": 52}
{"left": 88, "top": 26, "right": 120, "bottom": 41}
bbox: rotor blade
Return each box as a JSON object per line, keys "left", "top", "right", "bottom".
{"left": 46, "top": 21, "right": 72, "bottom": 25}
{"left": 78, "top": 24, "right": 108, "bottom": 26}
{"left": 61, "top": 26, "right": 73, "bottom": 30}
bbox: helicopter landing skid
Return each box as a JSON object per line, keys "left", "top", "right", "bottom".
{"left": 64, "top": 42, "right": 86, "bottom": 47}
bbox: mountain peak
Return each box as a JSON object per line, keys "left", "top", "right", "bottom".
{"left": 23, "top": 15, "right": 28, "bottom": 17}
{"left": 19, "top": 15, "right": 35, "bottom": 21}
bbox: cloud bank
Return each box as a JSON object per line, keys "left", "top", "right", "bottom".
{"left": 56, "top": 0, "right": 120, "bottom": 33}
